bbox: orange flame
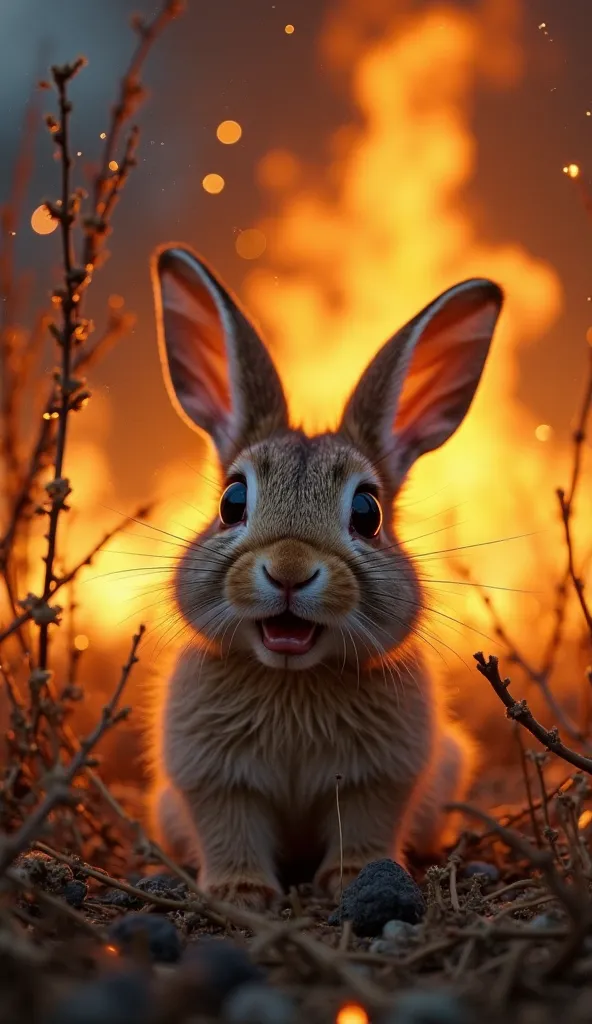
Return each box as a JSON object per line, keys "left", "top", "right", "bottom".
{"left": 27, "top": 0, "right": 590, "bottom": 747}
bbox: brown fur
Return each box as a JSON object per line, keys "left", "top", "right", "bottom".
{"left": 147, "top": 244, "right": 504, "bottom": 907}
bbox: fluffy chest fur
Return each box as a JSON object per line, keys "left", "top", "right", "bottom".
{"left": 161, "top": 647, "right": 435, "bottom": 808}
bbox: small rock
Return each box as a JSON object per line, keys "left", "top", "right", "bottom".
{"left": 99, "top": 875, "right": 187, "bottom": 910}
{"left": 45, "top": 970, "right": 150, "bottom": 1024}
{"left": 461, "top": 861, "right": 499, "bottom": 883}
{"left": 328, "top": 859, "right": 425, "bottom": 937}
{"left": 182, "top": 939, "right": 263, "bottom": 1013}
{"left": 382, "top": 919, "right": 418, "bottom": 942}
{"left": 369, "top": 939, "right": 392, "bottom": 954}
{"left": 99, "top": 887, "right": 137, "bottom": 909}
{"left": 14, "top": 852, "right": 73, "bottom": 892}
{"left": 62, "top": 880, "right": 88, "bottom": 909}
{"left": 107, "top": 913, "right": 182, "bottom": 963}
{"left": 529, "top": 911, "right": 563, "bottom": 930}
{"left": 382, "top": 990, "right": 471, "bottom": 1024}
{"left": 136, "top": 874, "right": 187, "bottom": 897}
{"left": 223, "top": 983, "right": 296, "bottom": 1024}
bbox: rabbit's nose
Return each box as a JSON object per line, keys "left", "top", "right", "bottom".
{"left": 262, "top": 564, "right": 320, "bottom": 592}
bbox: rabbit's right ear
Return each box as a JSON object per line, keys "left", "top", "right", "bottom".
{"left": 151, "top": 245, "right": 289, "bottom": 464}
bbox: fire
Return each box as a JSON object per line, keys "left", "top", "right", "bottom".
{"left": 240, "top": 0, "right": 590, "bottom": 710}
{"left": 336, "top": 1005, "right": 369, "bottom": 1024}
{"left": 20, "top": 0, "right": 590, "bottom": 749}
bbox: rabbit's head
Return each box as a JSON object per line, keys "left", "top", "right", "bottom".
{"left": 151, "top": 245, "right": 503, "bottom": 671}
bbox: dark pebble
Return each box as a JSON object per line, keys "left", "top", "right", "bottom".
{"left": 328, "top": 859, "right": 426, "bottom": 937}
{"left": 381, "top": 990, "right": 472, "bottom": 1024}
{"left": 107, "top": 913, "right": 182, "bottom": 963}
{"left": 14, "top": 852, "right": 73, "bottom": 892}
{"left": 45, "top": 970, "right": 150, "bottom": 1024}
{"left": 223, "top": 983, "right": 296, "bottom": 1024}
{"left": 98, "top": 887, "right": 138, "bottom": 909}
{"left": 462, "top": 861, "right": 499, "bottom": 883}
{"left": 99, "top": 874, "right": 188, "bottom": 910}
{"left": 62, "top": 880, "right": 88, "bottom": 909}
{"left": 182, "top": 938, "right": 264, "bottom": 1013}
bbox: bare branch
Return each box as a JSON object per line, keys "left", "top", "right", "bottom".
{"left": 474, "top": 652, "right": 592, "bottom": 775}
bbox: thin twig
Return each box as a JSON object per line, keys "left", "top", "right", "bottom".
{"left": 0, "top": 626, "right": 144, "bottom": 877}
{"left": 474, "top": 653, "right": 592, "bottom": 776}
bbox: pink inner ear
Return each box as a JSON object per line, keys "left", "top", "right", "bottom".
{"left": 160, "top": 269, "right": 232, "bottom": 426}
{"left": 393, "top": 301, "right": 498, "bottom": 440}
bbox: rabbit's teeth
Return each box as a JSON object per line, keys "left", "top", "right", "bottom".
{"left": 260, "top": 612, "right": 320, "bottom": 655}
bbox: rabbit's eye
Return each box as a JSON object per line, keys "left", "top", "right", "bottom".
{"left": 350, "top": 490, "right": 382, "bottom": 539}
{"left": 219, "top": 479, "right": 247, "bottom": 526}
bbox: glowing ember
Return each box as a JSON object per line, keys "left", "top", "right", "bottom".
{"left": 336, "top": 1005, "right": 369, "bottom": 1024}
{"left": 535, "top": 424, "right": 553, "bottom": 442}
{"left": 100, "top": 132, "right": 106, "bottom": 139}
{"left": 74, "top": 634, "right": 90, "bottom": 651}
{"left": 42, "top": 411, "right": 59, "bottom": 420}
{"left": 108, "top": 159, "right": 119, "bottom": 171}
{"left": 202, "top": 173, "right": 225, "bottom": 194}
{"left": 563, "top": 163, "right": 580, "bottom": 178}
{"left": 30, "top": 205, "right": 58, "bottom": 235}
{"left": 236, "top": 228, "right": 267, "bottom": 259}
{"left": 579, "top": 810, "right": 592, "bottom": 830}
{"left": 216, "top": 119, "right": 242, "bottom": 144}
{"left": 284, "top": 24, "right": 295, "bottom": 34}
{"left": 104, "top": 944, "right": 118, "bottom": 956}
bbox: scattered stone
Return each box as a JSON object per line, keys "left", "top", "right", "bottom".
{"left": 383, "top": 919, "right": 418, "bottom": 942}
{"left": 529, "top": 911, "right": 563, "bottom": 930}
{"left": 45, "top": 970, "right": 150, "bottom": 1024}
{"left": 107, "top": 913, "right": 182, "bottom": 963}
{"left": 370, "top": 920, "right": 418, "bottom": 955}
{"left": 62, "top": 880, "right": 88, "bottom": 908}
{"left": 382, "top": 990, "right": 471, "bottom": 1024}
{"left": 328, "top": 859, "right": 426, "bottom": 937}
{"left": 99, "top": 874, "right": 187, "bottom": 910}
{"left": 182, "top": 938, "right": 264, "bottom": 1013}
{"left": 462, "top": 861, "right": 499, "bottom": 883}
{"left": 14, "top": 852, "right": 73, "bottom": 892}
{"left": 223, "top": 983, "right": 296, "bottom": 1024}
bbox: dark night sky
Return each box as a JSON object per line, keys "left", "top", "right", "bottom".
{"left": 2, "top": 0, "right": 592, "bottom": 505}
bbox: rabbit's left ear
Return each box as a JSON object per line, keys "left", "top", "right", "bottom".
{"left": 339, "top": 279, "right": 503, "bottom": 487}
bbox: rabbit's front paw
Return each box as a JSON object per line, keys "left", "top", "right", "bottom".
{"left": 207, "top": 877, "right": 281, "bottom": 911}
{"left": 314, "top": 862, "right": 366, "bottom": 902}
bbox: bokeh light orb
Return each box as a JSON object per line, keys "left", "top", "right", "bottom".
{"left": 202, "top": 173, "right": 225, "bottom": 194}
{"left": 216, "top": 120, "right": 242, "bottom": 144}
{"left": 235, "top": 229, "right": 267, "bottom": 260}
{"left": 31, "top": 205, "right": 58, "bottom": 235}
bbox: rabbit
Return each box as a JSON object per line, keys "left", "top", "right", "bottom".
{"left": 147, "top": 242, "right": 503, "bottom": 909}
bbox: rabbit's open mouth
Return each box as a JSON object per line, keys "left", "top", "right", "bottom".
{"left": 260, "top": 611, "right": 322, "bottom": 655}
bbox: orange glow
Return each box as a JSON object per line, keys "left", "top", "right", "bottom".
{"left": 202, "top": 173, "right": 225, "bottom": 194}
{"left": 257, "top": 150, "right": 300, "bottom": 191}
{"left": 285, "top": 24, "right": 295, "bottom": 34}
{"left": 37, "top": 0, "right": 591, "bottom": 765}
{"left": 216, "top": 120, "right": 242, "bottom": 144}
{"left": 236, "top": 228, "right": 267, "bottom": 260}
{"left": 579, "top": 810, "right": 592, "bottom": 830}
{"left": 564, "top": 163, "right": 580, "bottom": 178}
{"left": 31, "top": 205, "right": 58, "bottom": 235}
{"left": 239, "top": 0, "right": 592, "bottom": 724}
{"left": 74, "top": 634, "right": 90, "bottom": 651}
{"left": 535, "top": 424, "right": 552, "bottom": 442}
{"left": 105, "top": 944, "right": 118, "bottom": 956}
{"left": 336, "top": 1005, "right": 369, "bottom": 1024}
{"left": 108, "top": 160, "right": 119, "bottom": 172}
